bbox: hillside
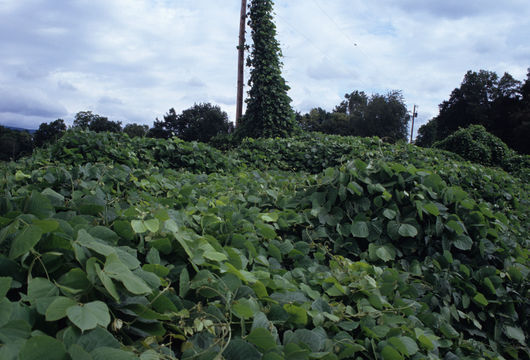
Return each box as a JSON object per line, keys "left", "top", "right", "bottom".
{"left": 0, "top": 130, "right": 528, "bottom": 360}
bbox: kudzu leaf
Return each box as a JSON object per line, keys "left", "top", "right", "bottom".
{"left": 131, "top": 220, "right": 147, "bottom": 234}
{"left": 388, "top": 336, "right": 419, "bottom": 356}
{"left": 383, "top": 209, "right": 397, "bottom": 220}
{"left": 104, "top": 253, "right": 151, "bottom": 294}
{"left": 453, "top": 235, "right": 473, "bottom": 251}
{"left": 284, "top": 303, "right": 308, "bottom": 325}
{"left": 67, "top": 301, "right": 110, "bottom": 332}
{"left": 94, "top": 263, "right": 120, "bottom": 302}
{"left": 351, "top": 221, "right": 369, "bottom": 238}
{"left": 90, "top": 347, "right": 137, "bottom": 360}
{"left": 398, "top": 224, "right": 417, "bottom": 238}
{"left": 247, "top": 327, "right": 277, "bottom": 352}
{"left": 439, "top": 322, "right": 459, "bottom": 339}
{"left": 144, "top": 219, "right": 159, "bottom": 233}
{"left": 504, "top": 325, "right": 526, "bottom": 345}
{"left": 223, "top": 339, "right": 261, "bottom": 360}
{"left": 0, "top": 277, "right": 12, "bottom": 298}
{"left": 9, "top": 224, "right": 43, "bottom": 259}
{"left": 422, "top": 202, "right": 440, "bottom": 216}
{"left": 45, "top": 297, "right": 78, "bottom": 321}
{"left": 19, "top": 335, "right": 67, "bottom": 360}
{"left": 381, "top": 345, "right": 403, "bottom": 360}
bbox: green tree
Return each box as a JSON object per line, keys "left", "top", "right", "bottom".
{"left": 299, "top": 90, "right": 410, "bottom": 141}
{"left": 73, "top": 111, "right": 122, "bottom": 133}
{"left": 357, "top": 91, "right": 409, "bottom": 142}
{"left": 239, "top": 0, "right": 297, "bottom": 138}
{"left": 123, "top": 123, "right": 149, "bottom": 138}
{"left": 0, "top": 126, "right": 33, "bottom": 161}
{"left": 33, "top": 119, "right": 67, "bottom": 147}
{"left": 148, "top": 103, "right": 231, "bottom": 142}
{"left": 416, "top": 69, "right": 529, "bottom": 153}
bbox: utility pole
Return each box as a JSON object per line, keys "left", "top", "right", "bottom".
{"left": 410, "top": 104, "right": 418, "bottom": 143}
{"left": 235, "top": 0, "right": 247, "bottom": 127}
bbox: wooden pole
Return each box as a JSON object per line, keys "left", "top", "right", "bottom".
{"left": 236, "top": 0, "right": 247, "bottom": 127}
{"left": 410, "top": 104, "right": 417, "bottom": 143}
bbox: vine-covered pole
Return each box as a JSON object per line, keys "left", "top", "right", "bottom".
{"left": 236, "top": 0, "right": 247, "bottom": 127}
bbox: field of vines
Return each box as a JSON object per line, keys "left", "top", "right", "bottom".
{"left": 0, "top": 130, "right": 528, "bottom": 360}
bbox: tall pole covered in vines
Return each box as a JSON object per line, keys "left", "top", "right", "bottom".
{"left": 240, "top": 0, "right": 297, "bottom": 138}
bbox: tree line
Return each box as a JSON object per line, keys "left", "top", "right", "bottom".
{"left": 416, "top": 69, "right": 530, "bottom": 154}
{"left": 2, "top": 0, "right": 527, "bottom": 161}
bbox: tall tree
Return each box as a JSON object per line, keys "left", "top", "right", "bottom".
{"left": 416, "top": 69, "right": 530, "bottom": 154}
{"left": 33, "top": 119, "right": 67, "bottom": 147}
{"left": 73, "top": 111, "right": 122, "bottom": 133}
{"left": 239, "top": 0, "right": 297, "bottom": 138}
{"left": 299, "top": 90, "right": 410, "bottom": 142}
{"left": 148, "top": 104, "right": 231, "bottom": 143}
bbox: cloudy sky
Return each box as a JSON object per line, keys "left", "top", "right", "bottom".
{"left": 1, "top": 0, "right": 529, "bottom": 136}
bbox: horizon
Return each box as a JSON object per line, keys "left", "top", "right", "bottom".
{"left": 1, "top": 0, "right": 529, "bottom": 137}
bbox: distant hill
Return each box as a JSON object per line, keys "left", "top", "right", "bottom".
{"left": 2, "top": 125, "right": 37, "bottom": 134}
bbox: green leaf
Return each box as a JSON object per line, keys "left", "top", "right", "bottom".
{"left": 255, "top": 222, "right": 277, "bottom": 240}
{"left": 77, "top": 230, "right": 115, "bottom": 256}
{"left": 398, "top": 224, "right": 418, "bottom": 238}
{"left": 259, "top": 212, "right": 279, "bottom": 222}
{"left": 417, "top": 335, "right": 434, "bottom": 350}
{"left": 66, "top": 301, "right": 111, "bottom": 332}
{"left": 453, "top": 235, "right": 473, "bottom": 251}
{"left": 19, "top": 335, "right": 67, "bottom": 360}
{"left": 504, "top": 326, "right": 526, "bottom": 345}
{"left": 446, "top": 220, "right": 464, "bottom": 235}
{"left": 284, "top": 303, "right": 308, "bottom": 325}
{"left": 388, "top": 336, "right": 419, "bottom": 356}
{"left": 0, "top": 276, "right": 12, "bottom": 298}
{"left": 179, "top": 267, "right": 190, "bottom": 298}
{"left": 203, "top": 250, "right": 228, "bottom": 262}
{"left": 223, "top": 339, "right": 262, "bottom": 360}
{"left": 232, "top": 298, "right": 259, "bottom": 320}
{"left": 90, "top": 347, "right": 137, "bottom": 360}
{"left": 351, "top": 221, "right": 369, "bottom": 238}
{"left": 0, "top": 298, "right": 12, "bottom": 327}
{"left": 32, "top": 219, "right": 59, "bottom": 233}
{"left": 45, "top": 297, "right": 78, "bottom": 321}
{"left": 382, "top": 209, "right": 397, "bottom": 220}
{"left": 439, "top": 322, "right": 459, "bottom": 339}
{"left": 376, "top": 245, "right": 396, "bottom": 262}
{"left": 15, "top": 170, "right": 31, "bottom": 181}
{"left": 247, "top": 327, "right": 277, "bottom": 352}
{"left": 144, "top": 219, "right": 160, "bottom": 233}
{"left": 131, "top": 220, "right": 147, "bottom": 234}
{"left": 67, "top": 344, "right": 92, "bottom": 360}
{"left": 422, "top": 202, "right": 440, "bottom": 216}
{"left": 104, "top": 253, "right": 151, "bottom": 294}
{"left": 381, "top": 345, "right": 403, "bottom": 360}
{"left": 94, "top": 263, "right": 120, "bottom": 302}
{"left": 9, "top": 224, "right": 43, "bottom": 259}
{"left": 472, "top": 293, "right": 489, "bottom": 307}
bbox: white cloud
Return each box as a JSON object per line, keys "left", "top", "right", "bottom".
{"left": 0, "top": 0, "right": 528, "bottom": 138}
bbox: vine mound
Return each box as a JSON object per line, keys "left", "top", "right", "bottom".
{"left": 0, "top": 130, "right": 528, "bottom": 360}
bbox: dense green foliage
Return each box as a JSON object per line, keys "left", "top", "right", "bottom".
{"left": 417, "top": 69, "right": 530, "bottom": 154}
{"left": 0, "top": 130, "right": 528, "bottom": 359}
{"left": 0, "top": 126, "right": 33, "bottom": 161}
{"left": 124, "top": 124, "right": 149, "bottom": 138}
{"left": 433, "top": 125, "right": 530, "bottom": 175}
{"left": 239, "top": 0, "right": 297, "bottom": 138}
{"left": 149, "top": 104, "right": 232, "bottom": 142}
{"left": 299, "top": 91, "right": 410, "bottom": 142}
{"left": 73, "top": 111, "right": 123, "bottom": 133}
{"left": 33, "top": 119, "right": 67, "bottom": 148}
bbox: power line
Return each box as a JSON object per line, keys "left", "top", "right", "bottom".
{"left": 310, "top": 0, "right": 359, "bottom": 50}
